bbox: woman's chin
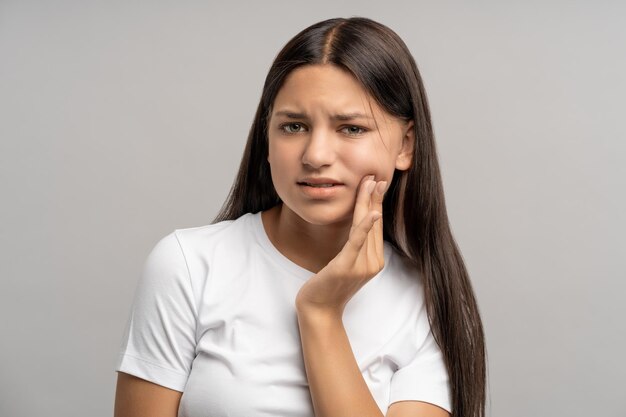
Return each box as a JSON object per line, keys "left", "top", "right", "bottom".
{"left": 291, "top": 207, "right": 353, "bottom": 227}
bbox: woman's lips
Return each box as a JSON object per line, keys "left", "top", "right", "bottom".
{"left": 297, "top": 177, "right": 343, "bottom": 185}
{"left": 297, "top": 183, "right": 345, "bottom": 199}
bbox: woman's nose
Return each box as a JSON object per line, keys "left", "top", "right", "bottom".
{"left": 301, "top": 129, "right": 336, "bottom": 169}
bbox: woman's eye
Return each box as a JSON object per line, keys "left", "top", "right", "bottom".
{"left": 342, "top": 126, "right": 366, "bottom": 136}
{"left": 280, "top": 123, "right": 306, "bottom": 134}
{"left": 278, "top": 123, "right": 366, "bottom": 136}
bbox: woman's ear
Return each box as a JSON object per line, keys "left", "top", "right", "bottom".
{"left": 394, "top": 120, "right": 415, "bottom": 171}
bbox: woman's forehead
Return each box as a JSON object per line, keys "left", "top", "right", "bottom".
{"left": 271, "top": 64, "right": 392, "bottom": 122}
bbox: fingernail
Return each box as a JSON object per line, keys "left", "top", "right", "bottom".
{"left": 367, "top": 181, "right": 376, "bottom": 194}
{"left": 376, "top": 181, "right": 388, "bottom": 195}
{"left": 367, "top": 175, "right": 375, "bottom": 181}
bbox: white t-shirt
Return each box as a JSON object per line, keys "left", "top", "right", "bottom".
{"left": 115, "top": 211, "right": 451, "bottom": 416}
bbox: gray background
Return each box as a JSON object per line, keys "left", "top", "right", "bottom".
{"left": 1, "top": 1, "right": 624, "bottom": 416}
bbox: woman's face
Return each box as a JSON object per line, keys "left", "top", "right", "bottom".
{"left": 266, "top": 64, "right": 414, "bottom": 226}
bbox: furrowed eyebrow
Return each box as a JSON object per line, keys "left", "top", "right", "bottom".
{"left": 333, "top": 112, "right": 374, "bottom": 121}
{"left": 273, "top": 110, "right": 373, "bottom": 121}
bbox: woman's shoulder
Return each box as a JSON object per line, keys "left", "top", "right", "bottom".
{"left": 172, "top": 212, "right": 256, "bottom": 248}
{"left": 166, "top": 213, "right": 259, "bottom": 263}
{"left": 144, "top": 213, "right": 259, "bottom": 288}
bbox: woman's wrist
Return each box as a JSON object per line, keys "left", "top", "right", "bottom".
{"left": 295, "top": 300, "right": 344, "bottom": 323}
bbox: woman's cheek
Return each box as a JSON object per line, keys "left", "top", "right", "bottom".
{"left": 344, "top": 147, "right": 390, "bottom": 183}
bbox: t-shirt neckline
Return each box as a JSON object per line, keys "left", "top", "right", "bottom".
{"left": 250, "top": 210, "right": 392, "bottom": 281}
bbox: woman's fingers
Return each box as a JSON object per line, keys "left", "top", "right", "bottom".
{"left": 344, "top": 174, "right": 387, "bottom": 271}
{"left": 345, "top": 209, "right": 381, "bottom": 260}
{"left": 371, "top": 181, "right": 387, "bottom": 264}
{"left": 371, "top": 181, "right": 386, "bottom": 212}
{"left": 352, "top": 175, "right": 375, "bottom": 229}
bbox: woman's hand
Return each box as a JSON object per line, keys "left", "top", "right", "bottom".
{"left": 294, "top": 174, "right": 388, "bottom": 318}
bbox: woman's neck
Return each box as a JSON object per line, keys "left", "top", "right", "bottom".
{"left": 261, "top": 203, "right": 352, "bottom": 274}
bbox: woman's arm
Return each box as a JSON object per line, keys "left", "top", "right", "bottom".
{"left": 113, "top": 372, "right": 182, "bottom": 417}
{"left": 296, "top": 308, "right": 449, "bottom": 417}
{"left": 296, "top": 306, "right": 383, "bottom": 417}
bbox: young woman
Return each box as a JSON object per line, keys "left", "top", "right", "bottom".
{"left": 114, "top": 17, "right": 486, "bottom": 417}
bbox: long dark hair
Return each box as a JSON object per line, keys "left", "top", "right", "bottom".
{"left": 213, "top": 17, "right": 486, "bottom": 417}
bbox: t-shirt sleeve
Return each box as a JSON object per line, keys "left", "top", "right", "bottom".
{"left": 115, "top": 230, "right": 198, "bottom": 392}
{"left": 388, "top": 327, "right": 452, "bottom": 414}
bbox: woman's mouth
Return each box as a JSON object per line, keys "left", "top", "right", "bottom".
{"left": 298, "top": 182, "right": 338, "bottom": 188}
{"left": 297, "top": 182, "right": 345, "bottom": 198}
